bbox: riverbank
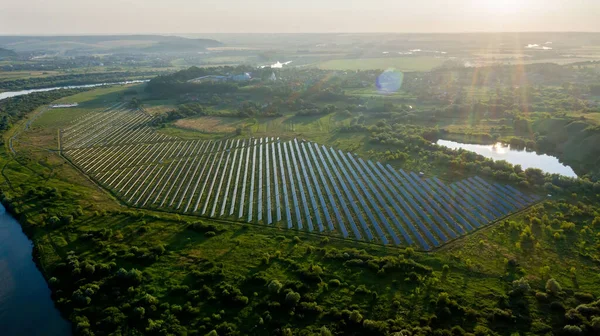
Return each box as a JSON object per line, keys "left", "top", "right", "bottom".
{"left": 0, "top": 200, "right": 72, "bottom": 335}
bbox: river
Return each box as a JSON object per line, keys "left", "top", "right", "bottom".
{"left": 436, "top": 139, "right": 577, "bottom": 178}
{"left": 0, "top": 81, "right": 150, "bottom": 335}
{"left": 0, "top": 204, "right": 72, "bottom": 335}
{"left": 0, "top": 80, "right": 148, "bottom": 101}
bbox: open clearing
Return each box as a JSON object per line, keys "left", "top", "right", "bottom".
{"left": 174, "top": 116, "right": 243, "bottom": 133}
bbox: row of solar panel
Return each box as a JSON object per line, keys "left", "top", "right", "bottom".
{"left": 83, "top": 137, "right": 539, "bottom": 249}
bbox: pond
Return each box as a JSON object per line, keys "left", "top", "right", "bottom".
{"left": 0, "top": 203, "right": 72, "bottom": 335}
{"left": 436, "top": 140, "right": 578, "bottom": 178}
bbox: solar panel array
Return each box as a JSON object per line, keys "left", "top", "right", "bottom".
{"left": 62, "top": 107, "right": 541, "bottom": 250}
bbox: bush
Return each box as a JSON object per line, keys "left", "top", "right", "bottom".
{"left": 205, "top": 231, "right": 216, "bottom": 237}
{"left": 328, "top": 279, "right": 341, "bottom": 287}
{"left": 349, "top": 310, "right": 363, "bottom": 323}
{"left": 285, "top": 291, "right": 301, "bottom": 306}
{"left": 546, "top": 278, "right": 562, "bottom": 295}
{"left": 268, "top": 280, "right": 283, "bottom": 294}
{"left": 511, "top": 277, "right": 531, "bottom": 295}
{"left": 562, "top": 325, "right": 583, "bottom": 335}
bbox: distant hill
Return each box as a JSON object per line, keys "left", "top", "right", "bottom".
{"left": 0, "top": 47, "right": 18, "bottom": 59}
{"left": 0, "top": 35, "right": 223, "bottom": 54}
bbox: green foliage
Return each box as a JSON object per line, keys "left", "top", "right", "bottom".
{"left": 546, "top": 278, "right": 563, "bottom": 295}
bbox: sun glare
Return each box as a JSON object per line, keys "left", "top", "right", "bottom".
{"left": 480, "top": 0, "right": 524, "bottom": 14}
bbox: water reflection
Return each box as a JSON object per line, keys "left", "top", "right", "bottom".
{"left": 436, "top": 140, "right": 577, "bottom": 178}
{"left": 0, "top": 204, "right": 72, "bottom": 335}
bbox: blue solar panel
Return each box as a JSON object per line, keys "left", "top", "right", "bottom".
{"left": 421, "top": 177, "right": 478, "bottom": 230}
{"left": 355, "top": 158, "right": 426, "bottom": 247}
{"left": 295, "top": 140, "right": 324, "bottom": 232}
{"left": 473, "top": 176, "right": 529, "bottom": 206}
{"left": 388, "top": 167, "right": 452, "bottom": 241}
{"left": 283, "top": 142, "right": 303, "bottom": 230}
{"left": 272, "top": 142, "right": 281, "bottom": 222}
{"left": 342, "top": 153, "right": 401, "bottom": 245}
{"left": 397, "top": 169, "right": 457, "bottom": 239}
{"left": 230, "top": 147, "right": 245, "bottom": 216}
{"left": 247, "top": 141, "right": 257, "bottom": 223}
{"left": 430, "top": 177, "right": 487, "bottom": 226}
{"left": 265, "top": 141, "right": 272, "bottom": 224}
{"left": 467, "top": 177, "right": 520, "bottom": 211}
{"left": 379, "top": 163, "right": 440, "bottom": 247}
{"left": 405, "top": 171, "right": 470, "bottom": 233}
{"left": 312, "top": 144, "right": 353, "bottom": 239}
{"left": 452, "top": 181, "right": 499, "bottom": 220}
{"left": 321, "top": 145, "right": 372, "bottom": 241}
{"left": 330, "top": 149, "right": 389, "bottom": 245}
{"left": 257, "top": 142, "right": 263, "bottom": 222}
{"left": 289, "top": 139, "right": 314, "bottom": 232}
{"left": 503, "top": 184, "right": 538, "bottom": 203}
{"left": 238, "top": 142, "right": 251, "bottom": 218}
{"left": 367, "top": 162, "right": 431, "bottom": 250}
{"left": 277, "top": 142, "right": 293, "bottom": 229}
{"left": 460, "top": 179, "right": 510, "bottom": 216}
{"left": 221, "top": 148, "right": 239, "bottom": 216}
{"left": 305, "top": 143, "right": 343, "bottom": 234}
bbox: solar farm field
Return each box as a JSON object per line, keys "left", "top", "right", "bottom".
{"left": 62, "top": 105, "right": 540, "bottom": 250}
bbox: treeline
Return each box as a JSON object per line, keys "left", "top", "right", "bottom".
{"left": 0, "top": 71, "right": 161, "bottom": 91}
{"left": 350, "top": 122, "right": 600, "bottom": 196}
{"left": 0, "top": 89, "right": 87, "bottom": 131}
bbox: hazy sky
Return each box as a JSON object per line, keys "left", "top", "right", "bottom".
{"left": 1, "top": 0, "right": 599, "bottom": 34}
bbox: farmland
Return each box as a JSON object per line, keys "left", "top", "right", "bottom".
{"left": 62, "top": 104, "right": 539, "bottom": 250}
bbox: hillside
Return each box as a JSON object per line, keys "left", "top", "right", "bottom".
{"left": 0, "top": 35, "right": 223, "bottom": 54}
{"left": 0, "top": 47, "right": 18, "bottom": 59}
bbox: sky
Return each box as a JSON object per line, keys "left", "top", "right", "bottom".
{"left": 1, "top": 0, "right": 599, "bottom": 34}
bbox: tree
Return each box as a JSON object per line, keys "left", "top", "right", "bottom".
{"left": 349, "top": 310, "right": 363, "bottom": 323}
{"left": 285, "top": 291, "right": 301, "bottom": 306}
{"left": 268, "top": 280, "right": 283, "bottom": 294}
{"left": 545, "top": 278, "right": 562, "bottom": 295}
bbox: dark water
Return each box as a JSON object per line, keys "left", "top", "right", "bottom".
{"left": 436, "top": 139, "right": 577, "bottom": 178}
{"left": 0, "top": 204, "right": 71, "bottom": 335}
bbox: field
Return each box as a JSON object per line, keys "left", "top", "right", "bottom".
{"left": 173, "top": 116, "right": 242, "bottom": 133}
{"left": 60, "top": 105, "right": 539, "bottom": 251}
{"left": 317, "top": 57, "right": 447, "bottom": 71}
{"left": 3, "top": 82, "right": 600, "bottom": 336}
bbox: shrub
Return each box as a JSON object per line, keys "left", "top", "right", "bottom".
{"left": 511, "top": 277, "right": 531, "bottom": 295}
{"left": 268, "top": 280, "right": 283, "bottom": 294}
{"left": 285, "top": 291, "right": 301, "bottom": 306}
{"left": 562, "top": 325, "right": 583, "bottom": 335}
{"left": 535, "top": 291, "right": 549, "bottom": 302}
{"left": 349, "top": 310, "right": 363, "bottom": 323}
{"left": 546, "top": 278, "right": 562, "bottom": 295}
{"left": 328, "top": 279, "right": 341, "bottom": 287}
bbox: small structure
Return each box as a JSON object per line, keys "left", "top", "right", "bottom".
{"left": 188, "top": 75, "right": 228, "bottom": 83}
{"left": 51, "top": 103, "right": 78, "bottom": 108}
{"left": 231, "top": 73, "right": 251, "bottom": 82}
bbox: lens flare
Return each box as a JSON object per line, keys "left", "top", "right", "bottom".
{"left": 376, "top": 69, "right": 403, "bottom": 93}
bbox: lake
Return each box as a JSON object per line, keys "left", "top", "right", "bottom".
{"left": 0, "top": 203, "right": 72, "bottom": 335}
{"left": 436, "top": 140, "right": 578, "bottom": 178}
{"left": 0, "top": 80, "right": 148, "bottom": 101}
